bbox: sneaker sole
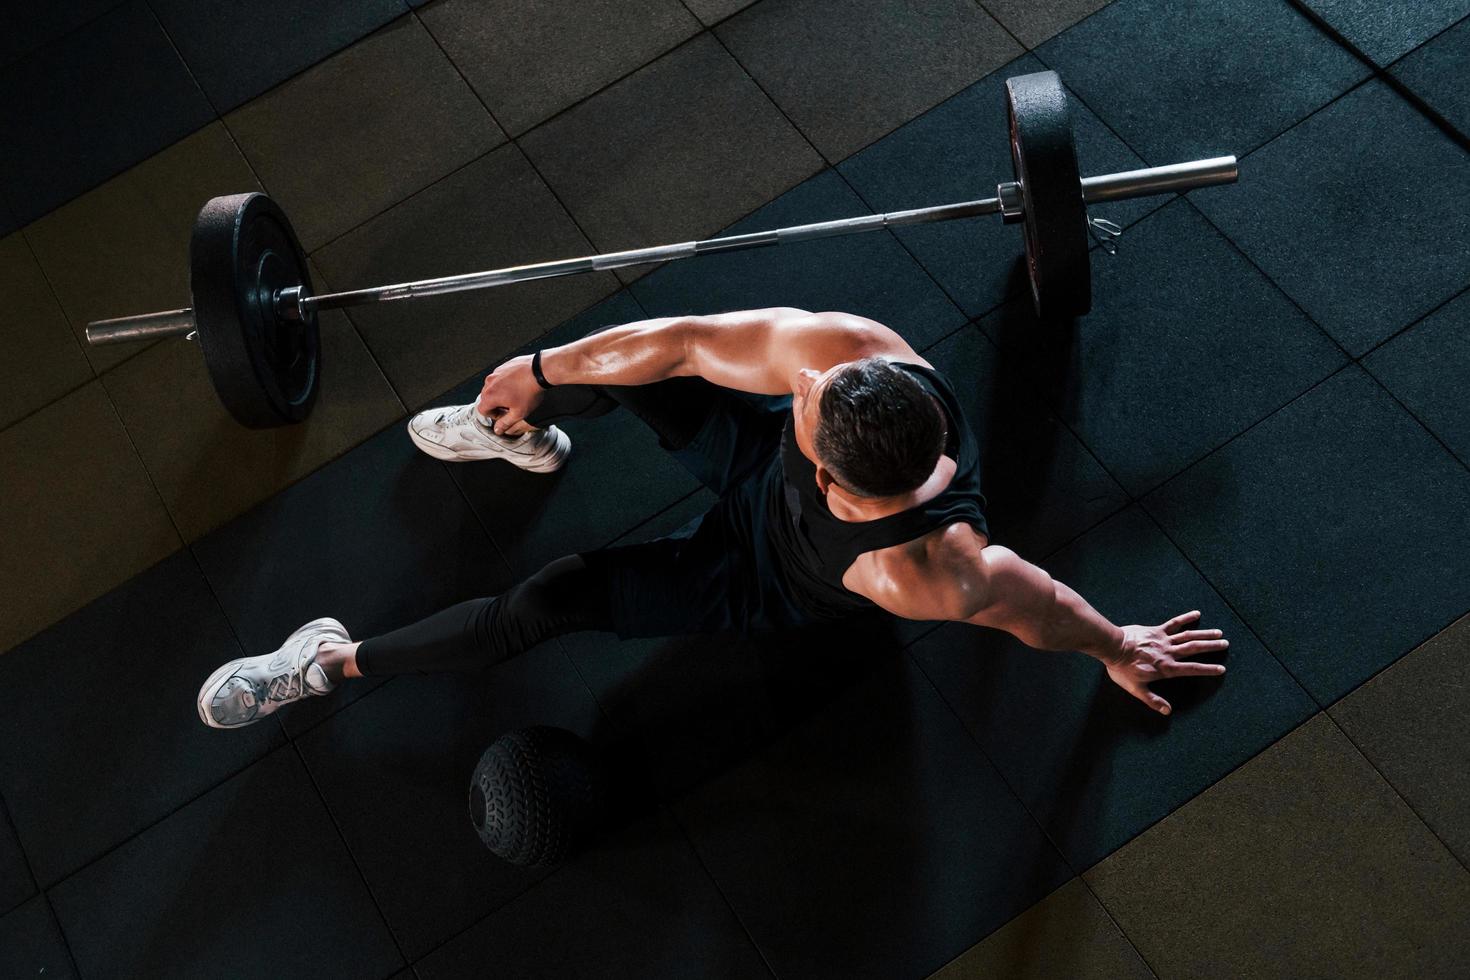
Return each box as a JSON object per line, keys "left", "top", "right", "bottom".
{"left": 197, "top": 617, "right": 348, "bottom": 729}
{"left": 407, "top": 422, "right": 571, "bottom": 473}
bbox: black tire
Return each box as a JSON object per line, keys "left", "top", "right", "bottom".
{"left": 1005, "top": 71, "right": 1091, "bottom": 319}
{"left": 192, "top": 193, "right": 320, "bottom": 428}
{"left": 469, "top": 726, "right": 606, "bottom": 867}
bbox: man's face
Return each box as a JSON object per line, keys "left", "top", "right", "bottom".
{"left": 791, "top": 362, "right": 845, "bottom": 464}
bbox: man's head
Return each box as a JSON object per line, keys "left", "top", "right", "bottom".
{"left": 792, "top": 357, "right": 947, "bottom": 499}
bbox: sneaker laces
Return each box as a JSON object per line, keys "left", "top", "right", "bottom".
{"left": 437, "top": 402, "right": 483, "bottom": 429}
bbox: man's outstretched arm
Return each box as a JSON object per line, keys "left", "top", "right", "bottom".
{"left": 959, "top": 545, "right": 1229, "bottom": 716}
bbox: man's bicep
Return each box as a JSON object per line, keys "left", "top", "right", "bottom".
{"left": 961, "top": 546, "right": 1057, "bottom": 631}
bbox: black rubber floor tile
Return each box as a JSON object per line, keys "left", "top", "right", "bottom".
{"left": 914, "top": 505, "right": 1314, "bottom": 871}
{"left": 297, "top": 641, "right": 604, "bottom": 958}
{"left": 629, "top": 169, "right": 966, "bottom": 352}
{"left": 189, "top": 423, "right": 513, "bottom": 737}
{"left": 420, "top": 0, "right": 699, "bottom": 137}
{"left": 0, "top": 382, "right": 181, "bottom": 654}
{"left": 437, "top": 291, "right": 702, "bottom": 576}
{"left": 0, "top": 896, "right": 75, "bottom": 979}
{"left": 1193, "top": 80, "right": 1470, "bottom": 357}
{"left": 673, "top": 655, "right": 1073, "bottom": 980}
{"left": 104, "top": 300, "right": 404, "bottom": 542}
{"left": 1330, "top": 614, "right": 1470, "bottom": 868}
{"left": 929, "top": 878, "right": 1153, "bottom": 980}
{"left": 0, "top": 232, "right": 91, "bottom": 430}
{"left": 0, "top": 551, "right": 285, "bottom": 887}
{"left": 225, "top": 16, "right": 503, "bottom": 253}
{"left": 1364, "top": 289, "right": 1470, "bottom": 468}
{"left": 985, "top": 202, "right": 1345, "bottom": 496}
{"left": 415, "top": 806, "right": 769, "bottom": 979}
{"left": 49, "top": 744, "right": 405, "bottom": 980}
{"left": 313, "top": 145, "right": 620, "bottom": 410}
{"left": 0, "top": 196, "right": 16, "bottom": 238}
{"left": 152, "top": 0, "right": 409, "bottom": 113}
{"left": 0, "top": 1, "right": 214, "bottom": 227}
{"left": 1038, "top": 0, "right": 1368, "bottom": 165}
{"left": 1301, "top": 0, "right": 1470, "bottom": 65}
{"left": 0, "top": 0, "right": 122, "bottom": 67}
{"left": 24, "top": 122, "right": 264, "bottom": 376}
{"left": 561, "top": 616, "right": 902, "bottom": 803}
{"left": 0, "top": 797, "right": 32, "bottom": 917}
{"left": 519, "top": 34, "right": 823, "bottom": 254}
{"left": 983, "top": 0, "right": 1111, "bottom": 47}
{"left": 1145, "top": 366, "right": 1470, "bottom": 705}
{"left": 716, "top": 0, "right": 1021, "bottom": 162}
{"left": 924, "top": 323, "right": 1127, "bottom": 561}
{"left": 1391, "top": 15, "right": 1470, "bottom": 134}
{"left": 838, "top": 55, "right": 1158, "bottom": 321}
{"left": 1085, "top": 714, "right": 1470, "bottom": 979}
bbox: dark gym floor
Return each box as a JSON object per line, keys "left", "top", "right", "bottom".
{"left": 3, "top": 1, "right": 1470, "bottom": 977}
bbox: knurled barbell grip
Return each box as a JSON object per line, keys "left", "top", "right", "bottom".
{"left": 86, "top": 155, "right": 1237, "bottom": 342}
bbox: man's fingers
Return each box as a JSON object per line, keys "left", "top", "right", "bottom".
{"left": 493, "top": 413, "right": 524, "bottom": 436}
{"left": 1162, "top": 660, "right": 1228, "bottom": 679}
{"left": 1162, "top": 610, "right": 1203, "bottom": 634}
{"left": 1171, "top": 639, "right": 1230, "bottom": 658}
{"left": 1173, "top": 629, "right": 1224, "bottom": 643}
{"left": 1126, "top": 684, "right": 1172, "bottom": 716}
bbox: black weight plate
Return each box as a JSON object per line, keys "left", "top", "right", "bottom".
{"left": 191, "top": 193, "right": 320, "bottom": 428}
{"left": 1005, "top": 71, "right": 1090, "bottom": 319}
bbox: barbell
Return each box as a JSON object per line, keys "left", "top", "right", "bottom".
{"left": 84, "top": 71, "right": 1239, "bottom": 429}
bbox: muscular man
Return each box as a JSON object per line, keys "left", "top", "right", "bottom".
{"left": 197, "top": 308, "right": 1227, "bottom": 728}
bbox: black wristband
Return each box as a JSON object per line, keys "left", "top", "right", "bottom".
{"left": 531, "top": 350, "right": 554, "bottom": 389}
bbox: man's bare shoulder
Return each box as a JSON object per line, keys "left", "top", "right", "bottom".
{"left": 848, "top": 521, "right": 989, "bottom": 622}
{"left": 791, "top": 311, "right": 933, "bottom": 370}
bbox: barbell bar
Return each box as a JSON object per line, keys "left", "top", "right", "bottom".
{"left": 81, "top": 71, "right": 1239, "bottom": 428}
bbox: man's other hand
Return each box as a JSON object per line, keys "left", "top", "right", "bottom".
{"left": 1105, "top": 610, "right": 1229, "bottom": 716}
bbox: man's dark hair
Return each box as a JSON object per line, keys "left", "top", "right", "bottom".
{"left": 814, "top": 357, "right": 947, "bottom": 498}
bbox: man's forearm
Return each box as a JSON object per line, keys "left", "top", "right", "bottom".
{"left": 535, "top": 316, "right": 694, "bottom": 388}
{"left": 969, "top": 558, "right": 1125, "bottom": 664}
{"left": 1035, "top": 579, "right": 1126, "bottom": 664}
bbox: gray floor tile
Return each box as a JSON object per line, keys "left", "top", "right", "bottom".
{"left": 1364, "top": 288, "right": 1470, "bottom": 468}
{"left": 1192, "top": 80, "right": 1470, "bottom": 356}
{"left": 0, "top": 382, "right": 181, "bottom": 654}
{"left": 313, "top": 144, "right": 621, "bottom": 410}
{"left": 225, "top": 16, "right": 503, "bottom": 252}
{"left": 927, "top": 878, "right": 1153, "bottom": 980}
{"left": 519, "top": 33, "right": 822, "bottom": 254}
{"left": 415, "top": 806, "right": 769, "bottom": 979}
{"left": 1086, "top": 713, "right": 1470, "bottom": 979}
{"left": 681, "top": 0, "right": 757, "bottom": 26}
{"left": 983, "top": 201, "right": 1345, "bottom": 497}
{"left": 23, "top": 122, "right": 263, "bottom": 375}
{"left": 1330, "top": 614, "right": 1470, "bottom": 868}
{"left": 102, "top": 300, "right": 403, "bottom": 541}
{"left": 0, "top": 896, "right": 75, "bottom": 980}
{"left": 0, "top": 0, "right": 123, "bottom": 67}
{"left": 0, "top": 1, "right": 215, "bottom": 226}
{"left": 1038, "top": 0, "right": 1368, "bottom": 165}
{"left": 716, "top": 0, "right": 1022, "bottom": 161}
{"left": 0, "top": 232, "right": 91, "bottom": 429}
{"left": 673, "top": 654, "right": 1073, "bottom": 979}
{"left": 1391, "top": 15, "right": 1470, "bottom": 143}
{"left": 838, "top": 54, "right": 1159, "bottom": 321}
{"left": 0, "top": 551, "right": 283, "bottom": 887}
{"left": 1145, "top": 366, "right": 1470, "bottom": 705}
{"left": 1301, "top": 0, "right": 1470, "bottom": 65}
{"left": 49, "top": 745, "right": 405, "bottom": 980}
{"left": 0, "top": 796, "right": 31, "bottom": 917}
{"left": 152, "top": 0, "right": 409, "bottom": 112}
{"left": 420, "top": 0, "right": 699, "bottom": 136}
{"left": 910, "top": 506, "right": 1315, "bottom": 871}
{"left": 297, "top": 640, "right": 605, "bottom": 958}
{"left": 982, "top": 0, "right": 1111, "bottom": 48}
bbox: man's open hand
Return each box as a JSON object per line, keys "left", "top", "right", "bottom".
{"left": 477, "top": 354, "right": 546, "bottom": 435}
{"left": 1105, "top": 610, "right": 1228, "bottom": 716}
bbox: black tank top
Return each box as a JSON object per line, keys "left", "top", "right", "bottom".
{"left": 761, "top": 361, "right": 989, "bottom": 618}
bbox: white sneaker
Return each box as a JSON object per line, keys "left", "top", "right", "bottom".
{"left": 197, "top": 618, "right": 348, "bottom": 729}
{"left": 407, "top": 402, "right": 571, "bottom": 472}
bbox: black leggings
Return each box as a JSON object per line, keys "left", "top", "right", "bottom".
{"left": 354, "top": 371, "right": 800, "bottom": 676}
